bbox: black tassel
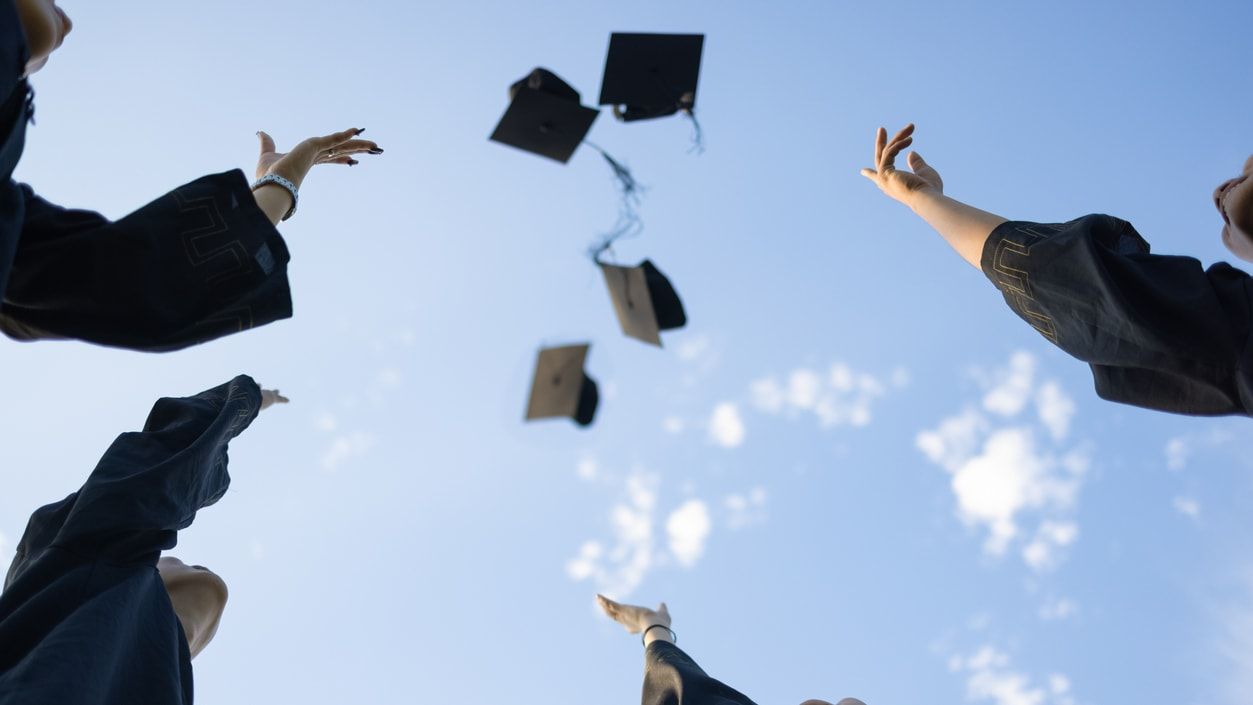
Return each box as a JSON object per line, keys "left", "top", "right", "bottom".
{"left": 684, "top": 109, "right": 703, "bottom": 154}
{"left": 584, "top": 141, "right": 644, "bottom": 263}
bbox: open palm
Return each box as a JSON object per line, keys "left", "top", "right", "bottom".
{"left": 255, "top": 127, "right": 382, "bottom": 189}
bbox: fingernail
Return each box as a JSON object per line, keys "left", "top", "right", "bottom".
{"left": 368, "top": 148, "right": 384, "bottom": 154}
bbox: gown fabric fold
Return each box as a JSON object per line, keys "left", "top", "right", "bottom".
{"left": 644, "top": 642, "right": 759, "bottom": 705}
{"left": 1, "top": 3, "right": 292, "bottom": 352}
{"left": 0, "top": 376, "right": 261, "bottom": 705}
{"left": 980, "top": 214, "right": 1253, "bottom": 416}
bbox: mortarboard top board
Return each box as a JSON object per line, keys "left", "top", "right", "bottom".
{"left": 599, "top": 259, "right": 687, "bottom": 347}
{"left": 598, "top": 33, "right": 704, "bottom": 122}
{"left": 491, "top": 67, "right": 600, "bottom": 164}
{"left": 525, "top": 343, "right": 599, "bottom": 426}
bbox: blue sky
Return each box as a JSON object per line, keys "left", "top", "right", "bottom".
{"left": 3, "top": 1, "right": 1253, "bottom": 703}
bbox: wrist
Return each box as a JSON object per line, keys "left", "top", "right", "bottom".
{"left": 642, "top": 623, "right": 675, "bottom": 646}
{"left": 905, "top": 186, "right": 944, "bottom": 212}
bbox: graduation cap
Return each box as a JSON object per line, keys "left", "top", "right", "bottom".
{"left": 525, "top": 343, "right": 599, "bottom": 427}
{"left": 598, "top": 33, "right": 704, "bottom": 122}
{"left": 490, "top": 67, "right": 600, "bottom": 164}
{"left": 599, "top": 259, "right": 687, "bottom": 346}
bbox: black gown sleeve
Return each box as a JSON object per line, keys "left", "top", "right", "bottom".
{"left": 4, "top": 375, "right": 261, "bottom": 588}
{"left": 643, "top": 642, "right": 759, "bottom": 705}
{"left": 0, "top": 171, "right": 293, "bottom": 352}
{"left": 980, "top": 214, "right": 1253, "bottom": 416}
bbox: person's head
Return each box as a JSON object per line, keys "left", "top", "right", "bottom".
{"left": 15, "top": 0, "right": 73, "bottom": 77}
{"left": 1215, "top": 154, "right": 1253, "bottom": 263}
{"left": 157, "top": 556, "right": 229, "bottom": 660}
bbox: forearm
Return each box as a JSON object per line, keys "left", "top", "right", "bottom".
{"left": 906, "top": 189, "right": 1008, "bottom": 269}
{"left": 252, "top": 183, "right": 294, "bottom": 226}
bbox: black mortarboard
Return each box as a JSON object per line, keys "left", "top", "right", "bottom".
{"left": 525, "top": 343, "right": 599, "bottom": 426}
{"left": 490, "top": 67, "right": 600, "bottom": 164}
{"left": 598, "top": 33, "right": 704, "bottom": 122}
{"left": 599, "top": 259, "right": 687, "bottom": 347}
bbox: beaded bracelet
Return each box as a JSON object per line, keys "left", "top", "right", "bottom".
{"left": 251, "top": 174, "right": 299, "bottom": 221}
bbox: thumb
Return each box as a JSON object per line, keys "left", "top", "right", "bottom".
{"left": 908, "top": 151, "right": 928, "bottom": 170}
{"left": 657, "top": 602, "right": 670, "bottom": 619}
{"left": 859, "top": 168, "right": 877, "bottom": 180}
{"left": 257, "top": 130, "right": 277, "bottom": 156}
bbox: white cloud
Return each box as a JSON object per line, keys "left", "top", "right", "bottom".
{"left": 1164, "top": 429, "right": 1237, "bottom": 472}
{"left": 250, "top": 539, "right": 266, "bottom": 561}
{"left": 982, "top": 352, "right": 1036, "bottom": 417}
{"left": 314, "top": 413, "right": 338, "bottom": 432}
{"left": 948, "top": 429, "right": 1081, "bottom": 557}
{"left": 709, "top": 403, "right": 746, "bottom": 448}
{"left": 662, "top": 416, "right": 686, "bottom": 434}
{"left": 749, "top": 377, "right": 786, "bottom": 414}
{"left": 1165, "top": 437, "right": 1189, "bottom": 471}
{"left": 725, "top": 486, "right": 768, "bottom": 529}
{"left": 918, "top": 352, "right": 1086, "bottom": 571}
{"left": 1034, "top": 382, "right": 1075, "bottom": 442}
{"left": 676, "top": 335, "right": 711, "bottom": 362}
{"left": 750, "top": 362, "right": 900, "bottom": 430}
{"left": 1173, "top": 496, "right": 1201, "bottom": 519}
{"left": 950, "top": 646, "right": 1074, "bottom": 705}
{"left": 917, "top": 409, "right": 987, "bottom": 473}
{"left": 787, "top": 369, "right": 824, "bottom": 410}
{"left": 576, "top": 457, "right": 598, "bottom": 481}
{"left": 320, "top": 431, "right": 376, "bottom": 472}
{"left": 1022, "top": 521, "right": 1079, "bottom": 572}
{"left": 376, "top": 367, "right": 402, "bottom": 388}
{"left": 1038, "top": 597, "right": 1078, "bottom": 621}
{"left": 564, "top": 472, "right": 684, "bottom": 598}
{"left": 666, "top": 500, "right": 712, "bottom": 567}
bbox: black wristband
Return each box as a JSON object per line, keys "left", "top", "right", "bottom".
{"left": 642, "top": 624, "right": 676, "bottom": 645}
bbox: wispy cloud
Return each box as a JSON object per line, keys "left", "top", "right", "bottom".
{"left": 708, "top": 403, "right": 746, "bottom": 448}
{"left": 667, "top": 500, "right": 712, "bottom": 567}
{"left": 320, "top": 431, "right": 376, "bottom": 472}
{"left": 948, "top": 646, "right": 1075, "bottom": 705}
{"left": 724, "top": 487, "right": 768, "bottom": 529}
{"left": 565, "top": 471, "right": 658, "bottom": 597}
{"left": 1163, "top": 429, "right": 1236, "bottom": 471}
{"left": 749, "top": 361, "right": 906, "bottom": 429}
{"left": 917, "top": 352, "right": 1088, "bottom": 571}
{"left": 1037, "top": 597, "right": 1078, "bottom": 622}
{"left": 566, "top": 467, "right": 764, "bottom": 598}
{"left": 1173, "top": 496, "right": 1201, "bottom": 519}
{"left": 576, "top": 457, "right": 598, "bottom": 481}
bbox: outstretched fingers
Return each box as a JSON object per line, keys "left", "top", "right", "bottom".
{"left": 315, "top": 127, "right": 367, "bottom": 150}
{"left": 879, "top": 124, "right": 915, "bottom": 172}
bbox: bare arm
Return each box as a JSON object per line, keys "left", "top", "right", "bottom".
{"left": 860, "top": 124, "right": 1007, "bottom": 269}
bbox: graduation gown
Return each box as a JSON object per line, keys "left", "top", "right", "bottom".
{"left": 981, "top": 214, "right": 1253, "bottom": 416}
{"left": 644, "top": 642, "right": 760, "bottom": 705}
{"left": 1, "top": 2, "right": 292, "bottom": 352}
{"left": 643, "top": 642, "right": 865, "bottom": 705}
{"left": 0, "top": 376, "right": 261, "bottom": 704}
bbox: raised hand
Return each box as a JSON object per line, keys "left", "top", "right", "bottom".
{"left": 255, "top": 127, "right": 384, "bottom": 189}
{"left": 597, "top": 594, "right": 671, "bottom": 635}
{"left": 259, "top": 389, "right": 289, "bottom": 412}
{"left": 859, "top": 123, "right": 943, "bottom": 206}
